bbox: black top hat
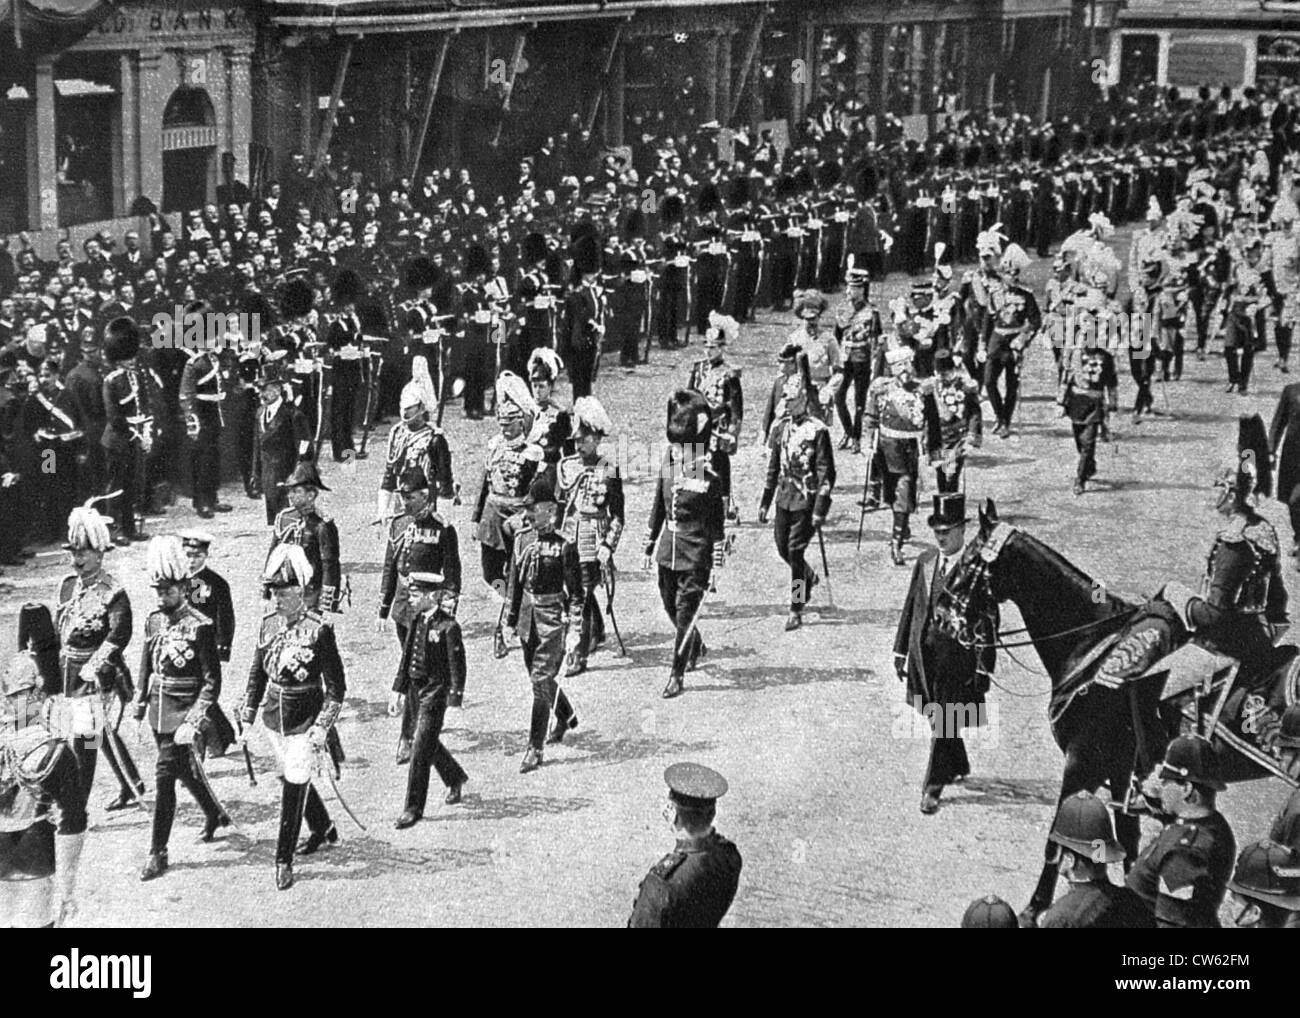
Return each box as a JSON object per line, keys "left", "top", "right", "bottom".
{"left": 927, "top": 493, "right": 969, "bottom": 530}
{"left": 278, "top": 460, "right": 330, "bottom": 492}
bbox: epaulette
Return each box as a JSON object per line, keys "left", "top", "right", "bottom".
{"left": 651, "top": 851, "right": 688, "bottom": 880}
{"left": 258, "top": 611, "right": 285, "bottom": 645}
{"left": 95, "top": 572, "right": 124, "bottom": 596}
{"left": 145, "top": 609, "right": 166, "bottom": 638}
{"left": 301, "top": 609, "right": 326, "bottom": 632}
{"left": 316, "top": 511, "right": 333, "bottom": 524}
{"left": 522, "top": 443, "right": 545, "bottom": 462}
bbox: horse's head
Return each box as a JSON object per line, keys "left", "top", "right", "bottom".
{"left": 933, "top": 499, "right": 1010, "bottom": 649}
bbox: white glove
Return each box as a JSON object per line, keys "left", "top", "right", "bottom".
{"left": 564, "top": 629, "right": 581, "bottom": 659}
{"left": 387, "top": 692, "right": 404, "bottom": 717}
{"left": 307, "top": 725, "right": 327, "bottom": 750}
{"left": 375, "top": 616, "right": 391, "bottom": 634}
{"left": 597, "top": 544, "right": 612, "bottom": 566}
{"left": 174, "top": 722, "right": 196, "bottom": 746}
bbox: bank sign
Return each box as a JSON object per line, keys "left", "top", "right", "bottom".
{"left": 94, "top": 2, "right": 251, "bottom": 38}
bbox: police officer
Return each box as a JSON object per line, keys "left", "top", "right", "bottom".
{"left": 506, "top": 476, "right": 583, "bottom": 773}
{"left": 643, "top": 390, "right": 726, "bottom": 699}
{"left": 266, "top": 460, "right": 343, "bottom": 614}
{"left": 758, "top": 357, "right": 834, "bottom": 632}
{"left": 959, "top": 895, "right": 1018, "bottom": 929}
{"left": 1037, "top": 792, "right": 1153, "bottom": 928}
{"left": 242, "top": 545, "right": 346, "bottom": 891}
{"left": 628, "top": 763, "right": 742, "bottom": 928}
{"left": 390, "top": 540, "right": 468, "bottom": 829}
{"left": 134, "top": 537, "right": 229, "bottom": 881}
{"left": 1227, "top": 839, "right": 1300, "bottom": 928}
{"left": 1125, "top": 736, "right": 1236, "bottom": 928}
{"left": 557, "top": 396, "right": 623, "bottom": 678}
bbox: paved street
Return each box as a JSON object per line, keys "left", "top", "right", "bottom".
{"left": 4, "top": 226, "right": 1292, "bottom": 927}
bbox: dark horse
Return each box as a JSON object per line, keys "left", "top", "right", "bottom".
{"left": 936, "top": 500, "right": 1300, "bottom": 924}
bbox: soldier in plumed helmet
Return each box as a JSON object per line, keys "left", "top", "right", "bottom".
{"left": 687, "top": 311, "right": 743, "bottom": 521}
{"left": 628, "top": 763, "right": 741, "bottom": 928}
{"left": 1036, "top": 791, "right": 1152, "bottom": 928}
{"left": 865, "top": 341, "right": 926, "bottom": 566}
{"left": 557, "top": 395, "right": 623, "bottom": 677}
{"left": 472, "top": 371, "right": 544, "bottom": 659}
{"left": 390, "top": 536, "right": 468, "bottom": 828}
{"left": 133, "top": 537, "right": 230, "bottom": 882}
{"left": 758, "top": 355, "right": 834, "bottom": 632}
{"left": 506, "top": 475, "right": 583, "bottom": 774}
{"left": 242, "top": 544, "right": 347, "bottom": 891}
{"left": 527, "top": 347, "right": 572, "bottom": 470}
{"left": 833, "top": 266, "right": 882, "bottom": 454}
{"left": 644, "top": 390, "right": 726, "bottom": 699}
{"left": 377, "top": 357, "right": 453, "bottom": 527}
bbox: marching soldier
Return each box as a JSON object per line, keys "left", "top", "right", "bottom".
{"left": 628, "top": 763, "right": 742, "bottom": 928}
{"left": 687, "top": 311, "right": 744, "bottom": 521}
{"left": 179, "top": 335, "right": 231, "bottom": 519}
{"left": 894, "top": 493, "right": 993, "bottom": 814}
{"left": 865, "top": 344, "right": 927, "bottom": 566}
{"left": 1125, "top": 736, "right": 1236, "bottom": 928}
{"left": 978, "top": 243, "right": 1040, "bottom": 438}
{"left": 54, "top": 502, "right": 145, "bottom": 813}
{"left": 1223, "top": 235, "right": 1276, "bottom": 396}
{"left": 242, "top": 545, "right": 346, "bottom": 891}
{"left": 377, "top": 362, "right": 453, "bottom": 526}
{"left": 758, "top": 357, "right": 835, "bottom": 631}
{"left": 1058, "top": 289, "right": 1120, "bottom": 496}
{"left": 100, "top": 317, "right": 154, "bottom": 544}
{"left": 253, "top": 363, "right": 314, "bottom": 525}
{"left": 266, "top": 460, "right": 343, "bottom": 615}
{"left": 644, "top": 390, "right": 726, "bottom": 699}
{"left": 134, "top": 537, "right": 230, "bottom": 882}
{"left": 833, "top": 267, "right": 882, "bottom": 455}
{"left": 527, "top": 347, "right": 572, "bottom": 470}
{"left": 390, "top": 539, "right": 468, "bottom": 828}
{"left": 563, "top": 235, "right": 605, "bottom": 400}
{"left": 472, "top": 372, "right": 544, "bottom": 658}
{"left": 1037, "top": 792, "right": 1153, "bottom": 928}
{"left": 0, "top": 637, "right": 87, "bottom": 928}
{"left": 380, "top": 464, "right": 464, "bottom": 768}
{"left": 456, "top": 244, "right": 495, "bottom": 420}
{"left": 324, "top": 269, "right": 367, "bottom": 460}
{"left": 789, "top": 290, "right": 843, "bottom": 425}
{"left": 516, "top": 232, "right": 557, "bottom": 372}
{"left": 506, "top": 475, "right": 584, "bottom": 773}
{"left": 557, "top": 396, "right": 623, "bottom": 677}
{"left": 923, "top": 349, "right": 982, "bottom": 494}
{"left": 727, "top": 177, "right": 764, "bottom": 325}
{"left": 1227, "top": 839, "right": 1300, "bottom": 928}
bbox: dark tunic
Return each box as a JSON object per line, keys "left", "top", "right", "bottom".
{"left": 628, "top": 831, "right": 743, "bottom": 928}
{"left": 1125, "top": 812, "right": 1236, "bottom": 928}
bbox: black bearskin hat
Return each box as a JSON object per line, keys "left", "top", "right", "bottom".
{"left": 727, "top": 176, "right": 751, "bottom": 207}
{"left": 522, "top": 232, "right": 549, "bottom": 264}
{"left": 279, "top": 277, "right": 315, "bottom": 319}
{"left": 103, "top": 316, "right": 141, "bottom": 362}
{"left": 697, "top": 183, "right": 723, "bottom": 215}
{"left": 570, "top": 220, "right": 600, "bottom": 246}
{"left": 571, "top": 236, "right": 601, "bottom": 276}
{"left": 793, "top": 165, "right": 815, "bottom": 192}
{"left": 330, "top": 268, "right": 363, "bottom": 306}
{"left": 1236, "top": 414, "right": 1273, "bottom": 499}
{"left": 817, "top": 160, "right": 843, "bottom": 189}
{"left": 621, "top": 209, "right": 646, "bottom": 240}
{"left": 660, "top": 193, "right": 685, "bottom": 225}
{"left": 17, "top": 602, "right": 60, "bottom": 695}
{"left": 775, "top": 174, "right": 798, "bottom": 199}
{"left": 405, "top": 256, "right": 439, "bottom": 291}
{"left": 464, "top": 244, "right": 491, "bottom": 277}
{"left": 666, "top": 388, "right": 713, "bottom": 446}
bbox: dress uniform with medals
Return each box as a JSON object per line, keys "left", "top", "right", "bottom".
{"left": 557, "top": 396, "right": 623, "bottom": 676}
{"left": 133, "top": 537, "right": 229, "bottom": 882}
{"left": 266, "top": 460, "right": 343, "bottom": 614}
{"left": 1125, "top": 737, "right": 1237, "bottom": 928}
{"left": 1058, "top": 288, "right": 1120, "bottom": 496}
{"left": 178, "top": 342, "right": 230, "bottom": 518}
{"left": 628, "top": 763, "right": 742, "bottom": 928}
{"left": 759, "top": 357, "right": 834, "bottom": 631}
{"left": 865, "top": 343, "right": 927, "bottom": 565}
{"left": 100, "top": 317, "right": 154, "bottom": 542}
{"left": 979, "top": 243, "right": 1041, "bottom": 437}
{"left": 527, "top": 347, "right": 573, "bottom": 471}
{"left": 392, "top": 539, "right": 468, "bottom": 829}
{"left": 378, "top": 365, "right": 454, "bottom": 524}
{"left": 686, "top": 312, "right": 743, "bottom": 518}
{"left": 242, "top": 545, "right": 346, "bottom": 891}
{"left": 833, "top": 267, "right": 881, "bottom": 453}
{"left": 923, "top": 349, "right": 982, "bottom": 495}
{"left": 506, "top": 476, "right": 583, "bottom": 773}
{"left": 644, "top": 390, "right": 726, "bottom": 699}
{"left": 516, "top": 233, "right": 557, "bottom": 371}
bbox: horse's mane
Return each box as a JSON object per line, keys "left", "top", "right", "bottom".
{"left": 1005, "top": 527, "right": 1135, "bottom": 617}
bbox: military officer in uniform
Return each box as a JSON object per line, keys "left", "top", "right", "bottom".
{"left": 266, "top": 460, "right": 343, "bottom": 614}
{"left": 644, "top": 390, "right": 726, "bottom": 699}
{"left": 516, "top": 232, "right": 557, "bottom": 372}
{"left": 1037, "top": 792, "right": 1153, "bottom": 928}
{"left": 54, "top": 502, "right": 145, "bottom": 812}
{"left": 894, "top": 493, "right": 993, "bottom": 814}
{"left": 833, "top": 267, "right": 882, "bottom": 455}
{"left": 687, "top": 311, "right": 743, "bottom": 521}
{"left": 390, "top": 540, "right": 468, "bottom": 829}
{"left": 527, "top": 347, "right": 573, "bottom": 471}
{"left": 628, "top": 763, "right": 742, "bottom": 928}
{"left": 252, "top": 363, "right": 314, "bottom": 525}
{"left": 1125, "top": 736, "right": 1236, "bottom": 928}
{"left": 978, "top": 243, "right": 1041, "bottom": 438}
{"left": 180, "top": 528, "right": 238, "bottom": 749}
{"left": 1058, "top": 291, "right": 1120, "bottom": 496}
{"left": 377, "top": 363, "right": 453, "bottom": 526}
{"left": 100, "top": 317, "right": 154, "bottom": 544}
{"left": 323, "top": 269, "right": 367, "bottom": 459}
{"left": 758, "top": 357, "right": 835, "bottom": 632}
{"left": 380, "top": 464, "right": 464, "bottom": 767}
{"left": 1227, "top": 839, "right": 1300, "bottom": 928}
{"left": 563, "top": 236, "right": 606, "bottom": 400}
{"left": 865, "top": 344, "right": 927, "bottom": 565}
{"left": 923, "top": 349, "right": 982, "bottom": 494}
{"left": 506, "top": 476, "right": 584, "bottom": 773}
{"left": 134, "top": 537, "right": 230, "bottom": 881}
{"left": 558, "top": 396, "right": 623, "bottom": 678}
{"left": 472, "top": 372, "right": 544, "bottom": 659}
{"left": 241, "top": 545, "right": 346, "bottom": 891}
{"left": 178, "top": 337, "right": 231, "bottom": 519}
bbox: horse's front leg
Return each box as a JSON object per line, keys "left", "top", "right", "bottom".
{"left": 1022, "top": 746, "right": 1094, "bottom": 926}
